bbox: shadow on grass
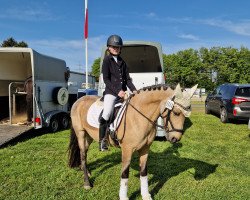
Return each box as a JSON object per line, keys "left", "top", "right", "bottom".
{"left": 0, "top": 128, "right": 62, "bottom": 149}
{"left": 183, "top": 117, "right": 193, "bottom": 132}
{"left": 87, "top": 142, "right": 218, "bottom": 199}
{"left": 145, "top": 143, "right": 218, "bottom": 199}
{"left": 208, "top": 112, "right": 249, "bottom": 125}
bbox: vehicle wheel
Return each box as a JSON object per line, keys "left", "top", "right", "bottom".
{"left": 205, "top": 103, "right": 211, "bottom": 114}
{"left": 49, "top": 116, "right": 59, "bottom": 132}
{"left": 60, "top": 114, "right": 70, "bottom": 129}
{"left": 220, "top": 107, "right": 229, "bottom": 123}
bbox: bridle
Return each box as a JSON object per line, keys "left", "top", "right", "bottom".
{"left": 127, "top": 96, "right": 191, "bottom": 135}
{"left": 159, "top": 97, "right": 191, "bottom": 134}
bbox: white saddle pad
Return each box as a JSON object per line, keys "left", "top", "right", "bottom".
{"left": 87, "top": 100, "right": 103, "bottom": 128}
{"left": 87, "top": 100, "right": 127, "bottom": 131}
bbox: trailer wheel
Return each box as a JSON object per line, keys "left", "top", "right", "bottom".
{"left": 60, "top": 114, "right": 70, "bottom": 129}
{"left": 49, "top": 116, "right": 59, "bottom": 132}
{"left": 52, "top": 87, "right": 69, "bottom": 106}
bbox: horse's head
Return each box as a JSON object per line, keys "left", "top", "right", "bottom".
{"left": 161, "top": 84, "right": 198, "bottom": 143}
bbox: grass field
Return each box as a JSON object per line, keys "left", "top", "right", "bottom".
{"left": 0, "top": 106, "right": 249, "bottom": 200}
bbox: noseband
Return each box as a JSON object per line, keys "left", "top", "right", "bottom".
{"left": 159, "top": 97, "right": 183, "bottom": 134}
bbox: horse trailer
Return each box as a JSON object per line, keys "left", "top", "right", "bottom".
{"left": 0, "top": 48, "right": 71, "bottom": 145}
{"left": 98, "top": 41, "right": 166, "bottom": 136}
{"left": 68, "top": 71, "right": 97, "bottom": 108}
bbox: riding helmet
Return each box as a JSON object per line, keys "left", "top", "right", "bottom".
{"left": 107, "top": 35, "right": 123, "bottom": 47}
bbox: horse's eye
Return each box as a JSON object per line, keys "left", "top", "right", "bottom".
{"left": 173, "top": 111, "right": 180, "bottom": 116}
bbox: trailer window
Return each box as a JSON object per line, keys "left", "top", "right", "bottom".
{"left": 120, "top": 45, "right": 162, "bottom": 73}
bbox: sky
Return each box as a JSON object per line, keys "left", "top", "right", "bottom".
{"left": 1, "top": 0, "right": 250, "bottom": 72}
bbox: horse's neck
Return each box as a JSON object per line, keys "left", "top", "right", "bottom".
{"left": 130, "top": 88, "right": 174, "bottom": 120}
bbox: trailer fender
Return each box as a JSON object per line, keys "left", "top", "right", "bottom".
{"left": 44, "top": 110, "right": 67, "bottom": 127}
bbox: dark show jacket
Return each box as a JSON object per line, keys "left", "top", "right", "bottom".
{"left": 102, "top": 54, "right": 136, "bottom": 96}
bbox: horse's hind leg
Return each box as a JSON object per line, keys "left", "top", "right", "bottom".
{"left": 77, "top": 130, "right": 93, "bottom": 190}
{"left": 138, "top": 146, "right": 152, "bottom": 200}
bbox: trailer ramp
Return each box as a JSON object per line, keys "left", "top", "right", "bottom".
{"left": 0, "top": 124, "right": 33, "bottom": 146}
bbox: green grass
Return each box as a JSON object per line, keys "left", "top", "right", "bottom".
{"left": 0, "top": 111, "right": 249, "bottom": 200}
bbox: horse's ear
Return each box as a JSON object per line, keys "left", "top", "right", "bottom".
{"left": 174, "top": 83, "right": 183, "bottom": 98}
{"left": 188, "top": 84, "right": 198, "bottom": 98}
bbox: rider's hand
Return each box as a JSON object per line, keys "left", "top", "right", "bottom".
{"left": 118, "top": 90, "right": 125, "bottom": 98}
{"left": 166, "top": 99, "right": 174, "bottom": 110}
{"left": 131, "top": 90, "right": 137, "bottom": 96}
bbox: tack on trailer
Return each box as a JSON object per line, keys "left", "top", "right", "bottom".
{"left": 98, "top": 41, "right": 166, "bottom": 136}
{"left": 0, "top": 48, "right": 70, "bottom": 145}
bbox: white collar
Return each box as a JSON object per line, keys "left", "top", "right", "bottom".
{"left": 112, "top": 56, "right": 118, "bottom": 63}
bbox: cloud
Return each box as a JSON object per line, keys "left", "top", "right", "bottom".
{"left": 146, "top": 12, "right": 157, "bottom": 18}
{"left": 28, "top": 36, "right": 106, "bottom": 72}
{"left": 162, "top": 38, "right": 250, "bottom": 55}
{"left": 178, "top": 34, "right": 199, "bottom": 41}
{"left": 200, "top": 19, "right": 250, "bottom": 36}
{"left": 160, "top": 17, "right": 250, "bottom": 37}
{"left": 100, "top": 14, "right": 125, "bottom": 18}
{"left": 0, "top": 6, "right": 58, "bottom": 21}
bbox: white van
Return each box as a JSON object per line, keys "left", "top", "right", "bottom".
{"left": 98, "top": 41, "right": 166, "bottom": 136}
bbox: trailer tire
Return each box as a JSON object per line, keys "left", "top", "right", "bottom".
{"left": 49, "top": 116, "right": 59, "bottom": 132}
{"left": 52, "top": 87, "right": 69, "bottom": 106}
{"left": 60, "top": 114, "right": 70, "bottom": 129}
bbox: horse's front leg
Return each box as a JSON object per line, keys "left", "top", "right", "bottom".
{"left": 119, "top": 148, "right": 133, "bottom": 200}
{"left": 139, "top": 146, "right": 152, "bottom": 200}
{"left": 78, "top": 131, "right": 93, "bottom": 190}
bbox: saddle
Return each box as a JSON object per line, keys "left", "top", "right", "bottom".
{"left": 98, "top": 96, "right": 123, "bottom": 122}
{"left": 99, "top": 97, "right": 124, "bottom": 144}
{"left": 87, "top": 97, "right": 127, "bottom": 144}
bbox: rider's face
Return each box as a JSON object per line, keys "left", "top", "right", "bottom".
{"left": 108, "top": 46, "right": 121, "bottom": 55}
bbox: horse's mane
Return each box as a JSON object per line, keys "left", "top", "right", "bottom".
{"left": 135, "top": 84, "right": 174, "bottom": 95}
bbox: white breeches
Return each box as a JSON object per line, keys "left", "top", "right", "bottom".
{"left": 102, "top": 94, "right": 116, "bottom": 120}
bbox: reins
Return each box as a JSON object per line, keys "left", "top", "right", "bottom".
{"left": 117, "top": 93, "right": 190, "bottom": 141}
{"left": 127, "top": 101, "right": 163, "bottom": 128}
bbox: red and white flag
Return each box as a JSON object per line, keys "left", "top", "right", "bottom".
{"left": 84, "top": 0, "right": 88, "bottom": 39}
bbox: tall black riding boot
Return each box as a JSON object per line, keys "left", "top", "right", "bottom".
{"left": 99, "top": 117, "right": 108, "bottom": 151}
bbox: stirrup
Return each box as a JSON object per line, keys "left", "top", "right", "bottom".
{"left": 99, "top": 139, "right": 108, "bottom": 151}
{"left": 110, "top": 130, "right": 119, "bottom": 146}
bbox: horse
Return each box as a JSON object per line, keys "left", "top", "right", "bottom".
{"left": 68, "top": 83, "right": 198, "bottom": 200}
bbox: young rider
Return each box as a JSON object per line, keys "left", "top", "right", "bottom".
{"left": 99, "top": 35, "right": 137, "bottom": 151}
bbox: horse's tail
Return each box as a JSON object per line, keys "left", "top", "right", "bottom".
{"left": 68, "top": 126, "right": 81, "bottom": 168}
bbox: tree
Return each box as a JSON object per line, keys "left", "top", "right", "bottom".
{"left": 163, "top": 49, "right": 204, "bottom": 88}
{"left": 237, "top": 47, "right": 250, "bottom": 83}
{"left": 163, "top": 46, "right": 250, "bottom": 91}
{"left": 1, "top": 37, "right": 28, "bottom": 47}
{"left": 91, "top": 57, "right": 101, "bottom": 81}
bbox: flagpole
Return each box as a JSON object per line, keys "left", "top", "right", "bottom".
{"left": 84, "top": 0, "right": 89, "bottom": 89}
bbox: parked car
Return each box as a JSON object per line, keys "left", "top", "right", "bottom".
{"left": 205, "top": 83, "right": 250, "bottom": 123}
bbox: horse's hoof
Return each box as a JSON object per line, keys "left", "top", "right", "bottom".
{"left": 87, "top": 170, "right": 91, "bottom": 177}
{"left": 84, "top": 185, "right": 93, "bottom": 190}
{"left": 142, "top": 194, "right": 152, "bottom": 200}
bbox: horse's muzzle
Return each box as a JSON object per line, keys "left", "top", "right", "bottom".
{"left": 170, "top": 137, "right": 178, "bottom": 143}
{"left": 165, "top": 134, "right": 179, "bottom": 143}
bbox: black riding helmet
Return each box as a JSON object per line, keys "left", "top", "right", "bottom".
{"left": 107, "top": 35, "right": 123, "bottom": 47}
